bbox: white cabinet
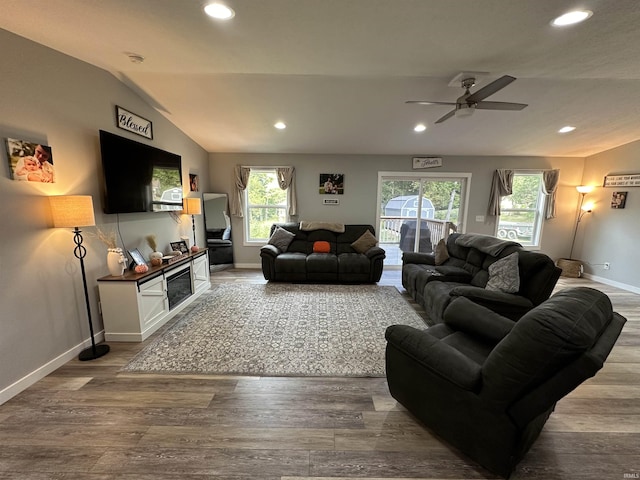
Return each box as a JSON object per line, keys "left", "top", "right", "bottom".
{"left": 98, "top": 250, "right": 211, "bottom": 342}
{"left": 139, "top": 274, "right": 169, "bottom": 330}
{"left": 192, "top": 253, "right": 210, "bottom": 295}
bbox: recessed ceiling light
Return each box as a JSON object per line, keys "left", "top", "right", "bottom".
{"left": 558, "top": 126, "right": 576, "bottom": 133}
{"left": 274, "top": 122, "right": 286, "bottom": 130}
{"left": 204, "top": 3, "right": 235, "bottom": 20}
{"left": 551, "top": 10, "right": 593, "bottom": 27}
{"left": 414, "top": 124, "right": 427, "bottom": 133}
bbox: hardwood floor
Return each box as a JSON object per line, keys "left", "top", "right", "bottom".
{"left": 0, "top": 269, "right": 638, "bottom": 479}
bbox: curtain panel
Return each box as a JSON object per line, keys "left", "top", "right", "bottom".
{"left": 487, "top": 169, "right": 514, "bottom": 216}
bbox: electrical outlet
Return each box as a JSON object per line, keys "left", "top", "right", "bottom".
{"left": 604, "top": 262, "right": 610, "bottom": 270}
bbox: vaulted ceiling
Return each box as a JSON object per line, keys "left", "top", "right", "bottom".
{"left": 3, "top": 0, "right": 640, "bottom": 157}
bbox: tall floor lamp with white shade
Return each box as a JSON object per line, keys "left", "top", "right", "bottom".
{"left": 558, "top": 185, "right": 595, "bottom": 278}
{"left": 50, "top": 195, "right": 110, "bottom": 361}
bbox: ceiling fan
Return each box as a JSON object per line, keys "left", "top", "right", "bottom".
{"left": 406, "top": 74, "right": 527, "bottom": 124}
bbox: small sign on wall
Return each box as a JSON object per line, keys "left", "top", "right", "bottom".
{"left": 603, "top": 173, "right": 640, "bottom": 187}
{"left": 412, "top": 157, "right": 442, "bottom": 169}
{"left": 116, "top": 105, "right": 153, "bottom": 139}
{"left": 323, "top": 198, "right": 340, "bottom": 205}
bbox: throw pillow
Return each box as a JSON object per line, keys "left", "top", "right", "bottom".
{"left": 486, "top": 252, "right": 520, "bottom": 293}
{"left": 351, "top": 230, "right": 378, "bottom": 253}
{"left": 313, "top": 241, "right": 331, "bottom": 253}
{"left": 267, "top": 226, "right": 295, "bottom": 252}
{"left": 434, "top": 239, "right": 449, "bottom": 265}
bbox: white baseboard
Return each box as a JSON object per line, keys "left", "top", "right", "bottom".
{"left": 0, "top": 332, "right": 104, "bottom": 406}
{"left": 582, "top": 273, "right": 640, "bottom": 295}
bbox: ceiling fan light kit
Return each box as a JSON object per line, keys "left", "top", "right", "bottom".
{"left": 407, "top": 73, "right": 528, "bottom": 124}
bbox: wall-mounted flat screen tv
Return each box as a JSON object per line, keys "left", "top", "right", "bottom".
{"left": 99, "top": 130, "right": 183, "bottom": 214}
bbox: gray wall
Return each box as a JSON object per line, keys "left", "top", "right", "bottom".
{"left": 209, "top": 153, "right": 585, "bottom": 266}
{"left": 579, "top": 140, "right": 640, "bottom": 290}
{"left": 0, "top": 30, "right": 209, "bottom": 402}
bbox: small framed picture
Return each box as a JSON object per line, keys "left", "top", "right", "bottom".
{"left": 5, "top": 138, "right": 55, "bottom": 183}
{"left": 128, "top": 248, "right": 147, "bottom": 266}
{"left": 170, "top": 240, "right": 189, "bottom": 254}
{"left": 189, "top": 173, "right": 199, "bottom": 192}
{"left": 611, "top": 191, "right": 627, "bottom": 209}
{"left": 319, "top": 173, "right": 344, "bottom": 195}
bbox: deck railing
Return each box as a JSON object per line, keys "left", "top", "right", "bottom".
{"left": 379, "top": 217, "right": 457, "bottom": 249}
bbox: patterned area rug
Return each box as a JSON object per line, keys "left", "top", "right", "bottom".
{"left": 122, "top": 283, "right": 427, "bottom": 377}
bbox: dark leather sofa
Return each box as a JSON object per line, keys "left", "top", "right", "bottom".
{"left": 260, "top": 223, "right": 385, "bottom": 283}
{"left": 402, "top": 232, "right": 561, "bottom": 323}
{"left": 385, "top": 287, "right": 626, "bottom": 477}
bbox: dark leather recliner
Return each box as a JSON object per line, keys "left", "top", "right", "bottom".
{"left": 385, "top": 287, "right": 626, "bottom": 477}
{"left": 207, "top": 227, "right": 233, "bottom": 264}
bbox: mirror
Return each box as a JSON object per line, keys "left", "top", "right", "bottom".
{"left": 203, "top": 193, "right": 233, "bottom": 269}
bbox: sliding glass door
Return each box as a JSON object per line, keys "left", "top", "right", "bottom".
{"left": 377, "top": 172, "right": 471, "bottom": 266}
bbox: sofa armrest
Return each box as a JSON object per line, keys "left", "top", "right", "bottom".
{"left": 365, "top": 246, "right": 386, "bottom": 259}
{"left": 449, "top": 286, "right": 534, "bottom": 319}
{"left": 385, "top": 324, "right": 482, "bottom": 391}
{"left": 260, "top": 244, "right": 280, "bottom": 258}
{"left": 443, "top": 297, "right": 515, "bottom": 343}
{"left": 402, "top": 251, "right": 436, "bottom": 266}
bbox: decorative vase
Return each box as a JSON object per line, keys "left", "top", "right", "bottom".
{"left": 149, "top": 251, "right": 163, "bottom": 266}
{"left": 107, "top": 248, "right": 126, "bottom": 276}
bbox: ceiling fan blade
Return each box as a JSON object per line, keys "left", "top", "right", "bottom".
{"left": 466, "top": 75, "right": 516, "bottom": 103}
{"left": 435, "top": 109, "right": 456, "bottom": 124}
{"left": 475, "top": 101, "right": 528, "bottom": 111}
{"left": 406, "top": 100, "right": 457, "bottom": 106}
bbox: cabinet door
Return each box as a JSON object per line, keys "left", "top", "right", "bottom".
{"left": 193, "top": 253, "right": 211, "bottom": 294}
{"left": 139, "top": 275, "right": 169, "bottom": 328}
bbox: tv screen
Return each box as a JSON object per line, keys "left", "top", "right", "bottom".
{"left": 99, "top": 130, "right": 183, "bottom": 214}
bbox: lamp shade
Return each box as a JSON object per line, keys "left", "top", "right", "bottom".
{"left": 50, "top": 195, "right": 96, "bottom": 228}
{"left": 182, "top": 197, "right": 202, "bottom": 215}
{"left": 576, "top": 185, "right": 594, "bottom": 194}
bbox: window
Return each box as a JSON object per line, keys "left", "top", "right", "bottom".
{"left": 244, "top": 169, "right": 288, "bottom": 243}
{"left": 496, "top": 172, "right": 545, "bottom": 248}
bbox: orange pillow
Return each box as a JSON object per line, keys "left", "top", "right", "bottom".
{"left": 313, "top": 241, "right": 331, "bottom": 253}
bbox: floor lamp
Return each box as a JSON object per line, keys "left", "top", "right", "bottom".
{"left": 568, "top": 185, "right": 594, "bottom": 260}
{"left": 50, "top": 195, "right": 110, "bottom": 361}
{"left": 183, "top": 197, "right": 202, "bottom": 250}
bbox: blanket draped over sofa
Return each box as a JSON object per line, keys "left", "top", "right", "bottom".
{"left": 260, "top": 223, "right": 385, "bottom": 283}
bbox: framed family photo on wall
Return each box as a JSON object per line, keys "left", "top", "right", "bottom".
{"left": 5, "top": 138, "right": 55, "bottom": 183}
{"left": 611, "top": 191, "right": 627, "bottom": 209}
{"left": 319, "top": 173, "right": 344, "bottom": 194}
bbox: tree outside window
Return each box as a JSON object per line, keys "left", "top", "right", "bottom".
{"left": 497, "top": 172, "right": 545, "bottom": 247}
{"left": 244, "top": 169, "right": 288, "bottom": 242}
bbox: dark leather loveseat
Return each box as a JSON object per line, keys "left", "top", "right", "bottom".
{"left": 385, "top": 287, "right": 626, "bottom": 477}
{"left": 260, "top": 223, "right": 385, "bottom": 283}
{"left": 402, "top": 232, "right": 561, "bottom": 323}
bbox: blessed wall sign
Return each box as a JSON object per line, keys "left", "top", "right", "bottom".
{"left": 115, "top": 105, "right": 153, "bottom": 139}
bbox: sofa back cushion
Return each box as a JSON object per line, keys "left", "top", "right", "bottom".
{"left": 337, "top": 225, "right": 376, "bottom": 254}
{"left": 480, "top": 287, "right": 613, "bottom": 411}
{"left": 269, "top": 223, "right": 376, "bottom": 255}
{"left": 443, "top": 233, "right": 522, "bottom": 287}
